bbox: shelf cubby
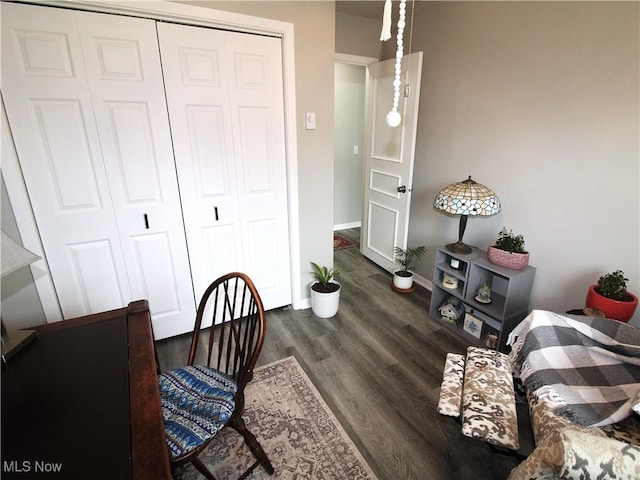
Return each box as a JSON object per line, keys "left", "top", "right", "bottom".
{"left": 430, "top": 247, "right": 536, "bottom": 352}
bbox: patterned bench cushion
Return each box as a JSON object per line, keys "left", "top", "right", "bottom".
{"left": 461, "top": 346, "right": 520, "bottom": 450}
{"left": 508, "top": 428, "right": 640, "bottom": 480}
{"left": 437, "top": 353, "right": 466, "bottom": 417}
{"left": 158, "top": 365, "right": 238, "bottom": 459}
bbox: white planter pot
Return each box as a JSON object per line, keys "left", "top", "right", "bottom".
{"left": 310, "top": 281, "right": 341, "bottom": 318}
{"left": 393, "top": 271, "right": 414, "bottom": 290}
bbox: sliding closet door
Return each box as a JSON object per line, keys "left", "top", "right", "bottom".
{"left": 158, "top": 23, "right": 291, "bottom": 311}
{"left": 76, "top": 14, "right": 196, "bottom": 338}
{"left": 2, "top": 3, "right": 196, "bottom": 337}
{"left": 2, "top": 3, "right": 130, "bottom": 315}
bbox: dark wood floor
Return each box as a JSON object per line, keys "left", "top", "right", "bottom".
{"left": 156, "top": 228, "right": 531, "bottom": 480}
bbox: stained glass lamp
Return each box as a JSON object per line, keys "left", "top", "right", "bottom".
{"left": 434, "top": 176, "right": 501, "bottom": 254}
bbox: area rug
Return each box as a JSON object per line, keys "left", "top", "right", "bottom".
{"left": 176, "top": 356, "right": 378, "bottom": 480}
{"left": 334, "top": 233, "right": 358, "bottom": 250}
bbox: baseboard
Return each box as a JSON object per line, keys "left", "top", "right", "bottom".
{"left": 334, "top": 222, "right": 361, "bottom": 231}
{"left": 296, "top": 298, "right": 312, "bottom": 310}
{"left": 295, "top": 274, "right": 431, "bottom": 312}
{"left": 413, "top": 273, "right": 433, "bottom": 291}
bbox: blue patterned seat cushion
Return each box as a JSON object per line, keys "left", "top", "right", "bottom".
{"left": 158, "top": 365, "right": 238, "bottom": 459}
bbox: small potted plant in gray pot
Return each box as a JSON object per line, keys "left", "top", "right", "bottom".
{"left": 585, "top": 270, "right": 638, "bottom": 323}
{"left": 392, "top": 245, "right": 426, "bottom": 290}
{"left": 487, "top": 227, "right": 529, "bottom": 270}
{"left": 310, "top": 262, "right": 341, "bottom": 318}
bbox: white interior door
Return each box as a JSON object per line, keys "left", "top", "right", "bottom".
{"left": 77, "top": 13, "right": 196, "bottom": 338}
{"left": 158, "top": 22, "right": 291, "bottom": 311}
{"left": 2, "top": 3, "right": 196, "bottom": 337}
{"left": 361, "top": 52, "right": 423, "bottom": 272}
{"left": 2, "top": 3, "right": 131, "bottom": 315}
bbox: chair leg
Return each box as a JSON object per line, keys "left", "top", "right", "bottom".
{"left": 231, "top": 416, "right": 275, "bottom": 475}
{"left": 191, "top": 456, "right": 218, "bottom": 480}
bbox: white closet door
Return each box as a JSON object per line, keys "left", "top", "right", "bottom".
{"left": 2, "top": 3, "right": 131, "bottom": 315}
{"left": 76, "top": 14, "right": 196, "bottom": 338}
{"left": 158, "top": 23, "right": 291, "bottom": 310}
{"left": 2, "top": 3, "right": 196, "bottom": 337}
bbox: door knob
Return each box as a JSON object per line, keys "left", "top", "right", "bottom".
{"left": 397, "top": 185, "right": 407, "bottom": 193}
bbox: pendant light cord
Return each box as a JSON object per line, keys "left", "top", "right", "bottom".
{"left": 408, "top": 0, "right": 415, "bottom": 55}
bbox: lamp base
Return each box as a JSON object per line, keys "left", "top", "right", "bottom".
{"left": 445, "top": 241, "right": 473, "bottom": 255}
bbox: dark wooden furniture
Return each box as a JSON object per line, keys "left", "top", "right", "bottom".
{"left": 162, "top": 272, "right": 274, "bottom": 479}
{"left": 1, "top": 300, "right": 171, "bottom": 480}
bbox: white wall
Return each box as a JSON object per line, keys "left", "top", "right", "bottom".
{"left": 334, "top": 63, "right": 365, "bottom": 229}
{"left": 402, "top": 2, "right": 640, "bottom": 325}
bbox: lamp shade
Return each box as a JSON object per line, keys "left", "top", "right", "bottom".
{"left": 434, "top": 176, "right": 501, "bottom": 216}
{"left": 1, "top": 230, "right": 41, "bottom": 278}
{"left": 434, "top": 176, "right": 500, "bottom": 254}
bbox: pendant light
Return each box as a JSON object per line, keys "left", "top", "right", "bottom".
{"left": 381, "top": 0, "right": 414, "bottom": 128}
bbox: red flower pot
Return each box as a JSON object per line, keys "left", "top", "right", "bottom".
{"left": 585, "top": 285, "right": 638, "bottom": 323}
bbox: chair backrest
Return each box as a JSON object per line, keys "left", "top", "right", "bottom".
{"left": 187, "top": 272, "right": 266, "bottom": 393}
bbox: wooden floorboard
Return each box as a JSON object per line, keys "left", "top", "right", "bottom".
{"left": 156, "top": 228, "right": 532, "bottom": 480}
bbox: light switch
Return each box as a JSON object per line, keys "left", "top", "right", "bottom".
{"left": 353, "top": 145, "right": 359, "bottom": 155}
{"left": 305, "top": 112, "right": 316, "bottom": 130}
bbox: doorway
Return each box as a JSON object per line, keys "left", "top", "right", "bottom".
{"left": 333, "top": 54, "right": 377, "bottom": 246}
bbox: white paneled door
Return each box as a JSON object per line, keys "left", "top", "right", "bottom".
{"left": 158, "top": 23, "right": 291, "bottom": 311}
{"left": 2, "top": 3, "right": 196, "bottom": 338}
{"left": 361, "top": 52, "right": 423, "bottom": 272}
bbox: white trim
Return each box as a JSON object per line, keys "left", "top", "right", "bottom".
{"left": 335, "top": 53, "right": 379, "bottom": 66}
{"left": 38, "top": 1, "right": 291, "bottom": 36}
{"left": 4, "top": 0, "right": 302, "bottom": 314}
{"left": 413, "top": 272, "right": 433, "bottom": 292}
{"left": 334, "top": 222, "right": 361, "bottom": 231}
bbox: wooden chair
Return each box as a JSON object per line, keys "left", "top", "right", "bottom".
{"left": 158, "top": 272, "right": 275, "bottom": 480}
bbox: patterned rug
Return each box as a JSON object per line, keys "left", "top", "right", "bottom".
{"left": 176, "top": 356, "right": 378, "bottom": 480}
{"left": 333, "top": 233, "right": 358, "bottom": 250}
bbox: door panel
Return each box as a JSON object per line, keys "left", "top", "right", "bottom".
{"left": 2, "top": 3, "right": 132, "bottom": 317}
{"left": 103, "top": 102, "right": 163, "bottom": 203}
{"left": 362, "top": 52, "right": 423, "bottom": 272}
{"left": 158, "top": 22, "right": 291, "bottom": 310}
{"left": 129, "top": 233, "right": 180, "bottom": 317}
{"left": 67, "top": 240, "right": 127, "bottom": 313}
{"left": 2, "top": 3, "right": 196, "bottom": 337}
{"left": 77, "top": 12, "right": 196, "bottom": 338}
{"left": 33, "top": 100, "right": 103, "bottom": 210}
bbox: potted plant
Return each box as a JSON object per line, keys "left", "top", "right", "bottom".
{"left": 585, "top": 270, "right": 638, "bottom": 323}
{"left": 310, "top": 262, "right": 341, "bottom": 318}
{"left": 392, "top": 245, "right": 426, "bottom": 290}
{"left": 487, "top": 228, "right": 529, "bottom": 270}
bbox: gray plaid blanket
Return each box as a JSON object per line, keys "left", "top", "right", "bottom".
{"left": 508, "top": 310, "right": 640, "bottom": 427}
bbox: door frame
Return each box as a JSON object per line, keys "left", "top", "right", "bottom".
{"left": 334, "top": 53, "right": 378, "bottom": 234}
{"left": 3, "top": 0, "right": 302, "bottom": 316}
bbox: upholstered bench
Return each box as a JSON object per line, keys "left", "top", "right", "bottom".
{"left": 438, "top": 346, "right": 520, "bottom": 451}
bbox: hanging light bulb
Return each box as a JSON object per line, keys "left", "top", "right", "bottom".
{"left": 386, "top": 0, "right": 407, "bottom": 128}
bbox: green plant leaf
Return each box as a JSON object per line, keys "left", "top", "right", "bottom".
{"left": 311, "top": 262, "right": 340, "bottom": 288}
{"left": 597, "top": 269, "right": 629, "bottom": 301}
{"left": 394, "top": 246, "right": 426, "bottom": 272}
